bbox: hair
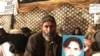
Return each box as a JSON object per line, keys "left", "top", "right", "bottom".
{"left": 21, "top": 27, "right": 31, "bottom": 33}
{"left": 41, "top": 15, "right": 56, "bottom": 26}
{"left": 63, "top": 37, "right": 83, "bottom": 50}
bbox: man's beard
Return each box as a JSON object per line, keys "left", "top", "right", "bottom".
{"left": 43, "top": 32, "right": 55, "bottom": 42}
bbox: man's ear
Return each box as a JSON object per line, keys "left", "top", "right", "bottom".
{"left": 40, "top": 26, "right": 42, "bottom": 29}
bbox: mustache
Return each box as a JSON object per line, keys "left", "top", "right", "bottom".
{"left": 45, "top": 32, "right": 55, "bottom": 36}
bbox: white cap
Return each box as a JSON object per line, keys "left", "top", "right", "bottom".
{"left": 9, "top": 29, "right": 21, "bottom": 34}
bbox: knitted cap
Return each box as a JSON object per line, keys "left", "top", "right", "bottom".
{"left": 41, "top": 15, "right": 56, "bottom": 25}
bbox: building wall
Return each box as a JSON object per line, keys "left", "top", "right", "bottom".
{"left": 0, "top": 3, "right": 94, "bottom": 34}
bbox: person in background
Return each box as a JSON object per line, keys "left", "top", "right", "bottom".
{"left": 85, "top": 24, "right": 96, "bottom": 56}
{"left": 0, "top": 27, "right": 9, "bottom": 44}
{"left": 0, "top": 27, "right": 9, "bottom": 38}
{"left": 0, "top": 42, "right": 14, "bottom": 56}
{"left": 84, "top": 39, "right": 92, "bottom": 56}
{"left": 24, "top": 15, "right": 62, "bottom": 56}
{"left": 0, "top": 34, "right": 28, "bottom": 56}
{"left": 71, "top": 27, "right": 83, "bottom": 35}
{"left": 63, "top": 37, "right": 83, "bottom": 56}
{"left": 85, "top": 24, "right": 96, "bottom": 43}
{"left": 20, "top": 27, "right": 33, "bottom": 38}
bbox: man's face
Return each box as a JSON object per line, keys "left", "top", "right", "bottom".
{"left": 64, "top": 41, "right": 81, "bottom": 56}
{"left": 42, "top": 21, "right": 56, "bottom": 36}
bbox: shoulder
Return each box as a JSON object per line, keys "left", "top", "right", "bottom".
{"left": 54, "top": 34, "right": 62, "bottom": 44}
{"left": 30, "top": 32, "right": 42, "bottom": 38}
{"left": 29, "top": 32, "right": 44, "bottom": 41}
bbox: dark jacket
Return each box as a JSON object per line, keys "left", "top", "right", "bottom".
{"left": 24, "top": 32, "right": 62, "bottom": 56}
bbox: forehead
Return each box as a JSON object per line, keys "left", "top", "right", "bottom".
{"left": 42, "top": 21, "right": 55, "bottom": 26}
{"left": 75, "top": 29, "right": 79, "bottom": 30}
{"left": 68, "top": 41, "right": 80, "bottom": 48}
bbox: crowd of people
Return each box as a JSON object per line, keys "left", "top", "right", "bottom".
{"left": 0, "top": 15, "right": 99, "bottom": 56}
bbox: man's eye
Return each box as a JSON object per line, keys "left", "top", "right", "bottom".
{"left": 67, "top": 47, "right": 71, "bottom": 49}
{"left": 45, "top": 26, "right": 48, "bottom": 28}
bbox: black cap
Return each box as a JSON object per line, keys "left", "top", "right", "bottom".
{"left": 41, "top": 15, "right": 56, "bottom": 26}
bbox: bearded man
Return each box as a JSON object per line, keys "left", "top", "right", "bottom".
{"left": 24, "top": 15, "right": 62, "bottom": 56}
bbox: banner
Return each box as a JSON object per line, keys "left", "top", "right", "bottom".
{"left": 0, "top": 0, "right": 18, "bottom": 15}
{"left": 89, "top": 4, "right": 100, "bottom": 14}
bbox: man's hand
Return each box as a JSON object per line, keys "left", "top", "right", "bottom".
{"left": 84, "top": 39, "right": 92, "bottom": 52}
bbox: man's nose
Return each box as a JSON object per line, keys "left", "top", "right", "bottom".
{"left": 69, "top": 49, "right": 74, "bottom": 55}
{"left": 47, "top": 27, "right": 51, "bottom": 32}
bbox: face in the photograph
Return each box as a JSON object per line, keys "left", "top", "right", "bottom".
{"left": 64, "top": 41, "right": 81, "bottom": 56}
{"left": 63, "top": 37, "right": 83, "bottom": 56}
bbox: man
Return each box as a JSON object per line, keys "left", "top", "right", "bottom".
{"left": 24, "top": 15, "right": 62, "bottom": 56}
